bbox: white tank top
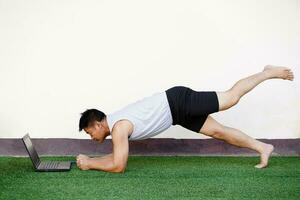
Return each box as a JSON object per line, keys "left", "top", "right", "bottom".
{"left": 106, "top": 91, "right": 173, "bottom": 141}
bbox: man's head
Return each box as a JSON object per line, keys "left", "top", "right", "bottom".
{"left": 79, "top": 109, "right": 109, "bottom": 143}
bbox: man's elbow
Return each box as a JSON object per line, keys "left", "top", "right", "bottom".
{"left": 113, "top": 165, "right": 126, "bottom": 173}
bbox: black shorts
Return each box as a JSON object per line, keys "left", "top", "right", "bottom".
{"left": 165, "top": 86, "right": 219, "bottom": 133}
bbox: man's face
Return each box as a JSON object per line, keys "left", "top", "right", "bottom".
{"left": 84, "top": 121, "right": 106, "bottom": 143}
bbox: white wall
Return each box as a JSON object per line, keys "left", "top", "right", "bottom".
{"left": 0, "top": 0, "right": 299, "bottom": 139}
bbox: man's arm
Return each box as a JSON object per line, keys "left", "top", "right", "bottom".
{"left": 87, "top": 154, "right": 118, "bottom": 173}
{"left": 93, "top": 153, "right": 113, "bottom": 161}
{"left": 79, "top": 122, "right": 130, "bottom": 173}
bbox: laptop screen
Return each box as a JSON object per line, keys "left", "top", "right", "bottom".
{"left": 22, "top": 134, "right": 40, "bottom": 168}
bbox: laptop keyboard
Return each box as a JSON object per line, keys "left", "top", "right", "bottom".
{"left": 40, "top": 161, "right": 60, "bottom": 169}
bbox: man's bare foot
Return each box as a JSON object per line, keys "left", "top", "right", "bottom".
{"left": 263, "top": 65, "right": 294, "bottom": 81}
{"left": 255, "top": 143, "right": 274, "bottom": 169}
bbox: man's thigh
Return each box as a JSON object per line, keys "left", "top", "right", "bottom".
{"left": 199, "top": 115, "right": 225, "bottom": 136}
{"left": 216, "top": 91, "right": 239, "bottom": 111}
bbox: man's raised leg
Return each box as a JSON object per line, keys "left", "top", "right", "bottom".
{"left": 198, "top": 65, "right": 294, "bottom": 168}
{"left": 216, "top": 65, "right": 294, "bottom": 111}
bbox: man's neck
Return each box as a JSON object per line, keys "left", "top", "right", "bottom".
{"left": 103, "top": 118, "right": 111, "bottom": 136}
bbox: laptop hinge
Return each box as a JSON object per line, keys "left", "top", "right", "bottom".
{"left": 36, "top": 160, "right": 41, "bottom": 169}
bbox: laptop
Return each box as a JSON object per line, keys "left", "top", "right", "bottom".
{"left": 22, "top": 133, "right": 72, "bottom": 172}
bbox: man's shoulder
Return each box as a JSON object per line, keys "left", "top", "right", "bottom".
{"left": 112, "top": 119, "right": 134, "bottom": 137}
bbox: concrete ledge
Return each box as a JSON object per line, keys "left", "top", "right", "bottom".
{"left": 0, "top": 138, "right": 299, "bottom": 156}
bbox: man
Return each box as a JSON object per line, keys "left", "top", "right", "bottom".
{"left": 76, "top": 65, "right": 294, "bottom": 173}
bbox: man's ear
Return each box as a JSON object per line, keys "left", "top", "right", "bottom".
{"left": 96, "top": 121, "right": 102, "bottom": 128}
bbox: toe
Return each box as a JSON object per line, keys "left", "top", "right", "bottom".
{"left": 255, "top": 163, "right": 267, "bottom": 169}
{"left": 288, "top": 75, "right": 294, "bottom": 80}
{"left": 255, "top": 164, "right": 263, "bottom": 169}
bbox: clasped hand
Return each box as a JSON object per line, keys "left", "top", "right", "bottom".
{"left": 76, "top": 154, "right": 91, "bottom": 170}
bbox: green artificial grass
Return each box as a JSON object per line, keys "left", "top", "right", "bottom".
{"left": 0, "top": 156, "right": 300, "bottom": 200}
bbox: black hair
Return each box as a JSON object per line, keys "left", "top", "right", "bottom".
{"left": 79, "top": 109, "right": 106, "bottom": 131}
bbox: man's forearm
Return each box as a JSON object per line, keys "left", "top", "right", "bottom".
{"left": 92, "top": 153, "right": 113, "bottom": 161}
{"left": 88, "top": 154, "right": 123, "bottom": 173}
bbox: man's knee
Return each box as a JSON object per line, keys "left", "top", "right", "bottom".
{"left": 227, "top": 90, "right": 241, "bottom": 107}
{"left": 210, "top": 125, "right": 227, "bottom": 139}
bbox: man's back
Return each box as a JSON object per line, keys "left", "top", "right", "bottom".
{"left": 106, "top": 91, "right": 173, "bottom": 140}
